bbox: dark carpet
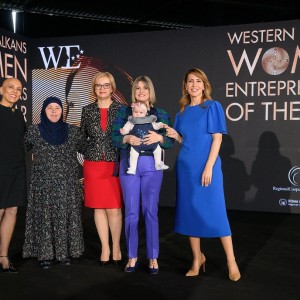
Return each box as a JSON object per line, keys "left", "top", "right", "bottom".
{"left": 1, "top": 206, "right": 300, "bottom": 300}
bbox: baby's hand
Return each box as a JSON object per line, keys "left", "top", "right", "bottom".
{"left": 120, "top": 128, "right": 125, "bottom": 135}
{"left": 157, "top": 122, "right": 165, "bottom": 129}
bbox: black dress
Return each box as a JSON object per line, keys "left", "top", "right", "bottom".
{"left": 0, "top": 104, "right": 26, "bottom": 209}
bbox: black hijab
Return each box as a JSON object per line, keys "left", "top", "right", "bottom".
{"left": 38, "top": 96, "right": 68, "bottom": 145}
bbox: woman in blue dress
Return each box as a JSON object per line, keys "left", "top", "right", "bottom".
{"left": 165, "top": 68, "right": 241, "bottom": 281}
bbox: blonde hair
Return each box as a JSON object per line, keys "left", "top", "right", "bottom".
{"left": 91, "top": 71, "right": 116, "bottom": 98}
{"left": 131, "top": 75, "right": 156, "bottom": 106}
{"left": 179, "top": 68, "right": 212, "bottom": 113}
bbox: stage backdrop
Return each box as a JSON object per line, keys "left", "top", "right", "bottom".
{"left": 1, "top": 19, "right": 300, "bottom": 214}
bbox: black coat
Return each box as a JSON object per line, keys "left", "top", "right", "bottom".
{"left": 80, "top": 101, "right": 121, "bottom": 162}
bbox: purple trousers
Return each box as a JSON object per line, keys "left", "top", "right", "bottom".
{"left": 120, "top": 155, "right": 163, "bottom": 259}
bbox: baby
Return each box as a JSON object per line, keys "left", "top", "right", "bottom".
{"left": 120, "top": 102, "right": 169, "bottom": 175}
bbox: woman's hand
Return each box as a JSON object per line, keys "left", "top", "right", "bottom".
{"left": 202, "top": 165, "right": 213, "bottom": 187}
{"left": 164, "top": 125, "right": 182, "bottom": 143}
{"left": 201, "top": 133, "right": 221, "bottom": 186}
{"left": 123, "top": 134, "right": 142, "bottom": 146}
{"left": 143, "top": 130, "right": 163, "bottom": 145}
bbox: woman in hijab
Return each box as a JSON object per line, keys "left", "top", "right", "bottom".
{"left": 23, "top": 96, "right": 84, "bottom": 269}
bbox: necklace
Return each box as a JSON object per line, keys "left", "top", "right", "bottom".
{"left": 0, "top": 102, "right": 15, "bottom": 112}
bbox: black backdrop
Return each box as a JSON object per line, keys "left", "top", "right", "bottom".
{"left": 1, "top": 19, "right": 300, "bottom": 213}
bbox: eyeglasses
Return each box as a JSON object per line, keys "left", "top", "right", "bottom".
{"left": 95, "top": 83, "right": 111, "bottom": 89}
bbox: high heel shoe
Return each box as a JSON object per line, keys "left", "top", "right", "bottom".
{"left": 112, "top": 259, "right": 122, "bottom": 265}
{"left": 0, "top": 256, "right": 19, "bottom": 273}
{"left": 99, "top": 250, "right": 111, "bottom": 266}
{"left": 112, "top": 252, "right": 122, "bottom": 265}
{"left": 124, "top": 258, "right": 138, "bottom": 272}
{"left": 99, "top": 260, "right": 110, "bottom": 266}
{"left": 99, "top": 252, "right": 111, "bottom": 266}
{"left": 148, "top": 259, "right": 159, "bottom": 275}
{"left": 185, "top": 253, "right": 206, "bottom": 277}
{"left": 228, "top": 260, "right": 241, "bottom": 281}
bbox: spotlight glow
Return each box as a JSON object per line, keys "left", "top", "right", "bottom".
{"left": 12, "top": 10, "right": 17, "bottom": 33}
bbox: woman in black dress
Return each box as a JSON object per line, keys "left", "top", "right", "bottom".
{"left": 0, "top": 78, "right": 26, "bottom": 273}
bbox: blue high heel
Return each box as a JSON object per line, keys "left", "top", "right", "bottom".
{"left": 124, "top": 258, "right": 139, "bottom": 273}
{"left": 148, "top": 259, "right": 159, "bottom": 275}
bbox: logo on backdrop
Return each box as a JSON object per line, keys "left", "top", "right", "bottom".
{"left": 279, "top": 198, "right": 287, "bottom": 206}
{"left": 38, "top": 45, "right": 84, "bottom": 69}
{"left": 288, "top": 166, "right": 300, "bottom": 186}
{"left": 272, "top": 166, "right": 300, "bottom": 207}
{"left": 279, "top": 197, "right": 300, "bottom": 207}
{"left": 261, "top": 47, "right": 289, "bottom": 75}
{"left": 225, "top": 26, "right": 300, "bottom": 122}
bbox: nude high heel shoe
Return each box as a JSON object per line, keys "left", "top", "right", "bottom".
{"left": 185, "top": 253, "right": 206, "bottom": 277}
{"left": 227, "top": 260, "right": 241, "bottom": 281}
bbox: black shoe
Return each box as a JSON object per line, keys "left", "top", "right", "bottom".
{"left": 2, "top": 263, "right": 19, "bottom": 273}
{"left": 112, "top": 259, "right": 122, "bottom": 265}
{"left": 99, "top": 259, "right": 110, "bottom": 266}
{"left": 59, "top": 258, "right": 71, "bottom": 266}
{"left": 40, "top": 260, "right": 52, "bottom": 270}
{"left": 0, "top": 256, "right": 19, "bottom": 274}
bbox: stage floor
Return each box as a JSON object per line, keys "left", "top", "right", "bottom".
{"left": 2, "top": 206, "right": 300, "bottom": 300}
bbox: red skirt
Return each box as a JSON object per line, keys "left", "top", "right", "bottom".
{"left": 83, "top": 160, "right": 122, "bottom": 209}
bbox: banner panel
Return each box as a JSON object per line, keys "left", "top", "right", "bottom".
{"left": 2, "top": 19, "right": 300, "bottom": 213}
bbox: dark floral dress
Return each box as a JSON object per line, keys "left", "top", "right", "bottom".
{"left": 23, "top": 124, "right": 84, "bottom": 261}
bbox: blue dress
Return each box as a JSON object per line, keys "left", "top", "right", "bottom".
{"left": 174, "top": 100, "right": 232, "bottom": 237}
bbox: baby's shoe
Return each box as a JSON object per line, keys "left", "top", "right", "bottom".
{"left": 155, "top": 163, "right": 169, "bottom": 171}
{"left": 127, "top": 168, "right": 136, "bottom": 175}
